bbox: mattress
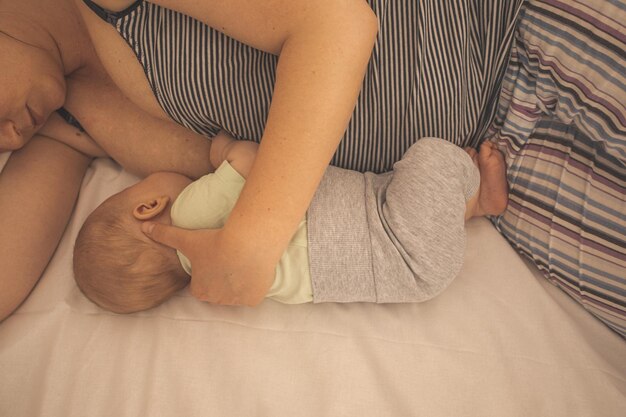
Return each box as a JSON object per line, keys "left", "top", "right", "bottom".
{"left": 0, "top": 155, "right": 624, "bottom": 416}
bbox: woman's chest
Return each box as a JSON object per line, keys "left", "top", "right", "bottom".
{"left": 77, "top": 1, "right": 169, "bottom": 121}
{"left": 112, "top": 3, "right": 278, "bottom": 140}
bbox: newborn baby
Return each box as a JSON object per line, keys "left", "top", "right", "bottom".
{"left": 74, "top": 133, "right": 508, "bottom": 313}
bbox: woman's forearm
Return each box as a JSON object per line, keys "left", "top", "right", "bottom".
{"left": 64, "top": 70, "right": 214, "bottom": 179}
{"left": 223, "top": 6, "right": 378, "bottom": 269}
{"left": 0, "top": 138, "right": 90, "bottom": 321}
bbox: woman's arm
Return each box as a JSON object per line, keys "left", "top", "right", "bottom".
{"left": 0, "top": 137, "right": 91, "bottom": 321}
{"left": 64, "top": 66, "right": 214, "bottom": 179}
{"left": 81, "top": 0, "right": 378, "bottom": 305}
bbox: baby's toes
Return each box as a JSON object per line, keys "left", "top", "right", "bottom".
{"left": 478, "top": 142, "right": 494, "bottom": 162}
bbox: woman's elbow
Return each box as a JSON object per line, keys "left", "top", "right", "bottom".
{"left": 356, "top": 2, "right": 379, "bottom": 40}
{"left": 304, "top": 1, "right": 378, "bottom": 40}
{"left": 337, "top": 1, "right": 379, "bottom": 45}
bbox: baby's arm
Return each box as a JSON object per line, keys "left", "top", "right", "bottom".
{"left": 209, "top": 132, "right": 258, "bottom": 178}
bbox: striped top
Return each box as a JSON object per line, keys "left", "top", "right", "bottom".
{"left": 83, "top": 0, "right": 523, "bottom": 172}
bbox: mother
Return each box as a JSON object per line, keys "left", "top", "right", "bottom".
{"left": 0, "top": 0, "right": 523, "bottom": 319}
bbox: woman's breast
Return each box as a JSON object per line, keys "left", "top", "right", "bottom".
{"left": 116, "top": 2, "right": 277, "bottom": 140}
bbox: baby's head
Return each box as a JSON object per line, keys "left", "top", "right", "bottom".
{"left": 73, "top": 172, "right": 193, "bottom": 314}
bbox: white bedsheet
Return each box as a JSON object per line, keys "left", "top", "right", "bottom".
{"left": 1, "top": 156, "right": 625, "bottom": 416}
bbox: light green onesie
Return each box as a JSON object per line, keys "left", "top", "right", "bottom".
{"left": 170, "top": 161, "right": 313, "bottom": 304}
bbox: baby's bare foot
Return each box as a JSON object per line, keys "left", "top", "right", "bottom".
{"left": 474, "top": 142, "right": 508, "bottom": 216}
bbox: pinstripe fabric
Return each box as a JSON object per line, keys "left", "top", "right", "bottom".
{"left": 85, "top": 0, "right": 523, "bottom": 173}
{"left": 486, "top": 0, "right": 626, "bottom": 336}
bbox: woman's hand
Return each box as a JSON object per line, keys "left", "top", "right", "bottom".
{"left": 143, "top": 135, "right": 265, "bottom": 305}
{"left": 142, "top": 223, "right": 275, "bottom": 305}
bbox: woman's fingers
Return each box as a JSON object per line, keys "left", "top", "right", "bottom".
{"left": 141, "top": 221, "right": 192, "bottom": 253}
{"left": 141, "top": 222, "right": 273, "bottom": 306}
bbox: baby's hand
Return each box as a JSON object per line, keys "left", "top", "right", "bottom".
{"left": 210, "top": 132, "right": 258, "bottom": 178}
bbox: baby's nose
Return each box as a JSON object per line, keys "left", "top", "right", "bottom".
{"left": 0, "top": 119, "right": 27, "bottom": 151}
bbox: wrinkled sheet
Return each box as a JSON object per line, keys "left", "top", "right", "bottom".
{"left": 1, "top": 155, "right": 624, "bottom": 416}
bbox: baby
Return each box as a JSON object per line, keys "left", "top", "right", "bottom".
{"left": 74, "top": 133, "right": 508, "bottom": 313}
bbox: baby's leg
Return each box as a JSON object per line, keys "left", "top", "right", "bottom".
{"left": 463, "top": 142, "right": 508, "bottom": 219}
{"left": 377, "top": 138, "right": 480, "bottom": 299}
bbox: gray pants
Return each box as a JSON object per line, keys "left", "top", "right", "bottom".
{"left": 307, "top": 138, "right": 480, "bottom": 303}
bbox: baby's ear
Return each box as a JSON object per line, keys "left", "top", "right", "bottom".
{"left": 133, "top": 196, "right": 171, "bottom": 220}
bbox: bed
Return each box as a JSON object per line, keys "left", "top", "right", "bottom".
{"left": 1, "top": 0, "right": 625, "bottom": 415}
{"left": 0, "top": 153, "right": 624, "bottom": 416}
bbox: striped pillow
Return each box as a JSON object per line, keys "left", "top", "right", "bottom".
{"left": 486, "top": 0, "right": 626, "bottom": 336}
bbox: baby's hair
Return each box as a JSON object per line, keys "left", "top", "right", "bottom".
{"left": 73, "top": 193, "right": 189, "bottom": 314}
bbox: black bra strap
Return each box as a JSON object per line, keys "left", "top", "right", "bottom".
{"left": 56, "top": 108, "right": 85, "bottom": 132}
{"left": 81, "top": 0, "right": 143, "bottom": 24}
